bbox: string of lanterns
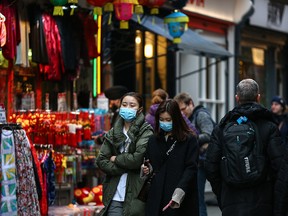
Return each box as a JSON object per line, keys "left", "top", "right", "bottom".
{"left": 49, "top": 0, "right": 189, "bottom": 43}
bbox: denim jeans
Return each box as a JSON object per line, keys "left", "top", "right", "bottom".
{"left": 198, "top": 165, "right": 207, "bottom": 216}
{"left": 107, "top": 201, "right": 123, "bottom": 216}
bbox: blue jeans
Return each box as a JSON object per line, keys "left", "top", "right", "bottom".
{"left": 107, "top": 201, "right": 123, "bottom": 216}
{"left": 198, "top": 165, "right": 207, "bottom": 216}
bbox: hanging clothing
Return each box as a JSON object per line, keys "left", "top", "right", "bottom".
{"left": 39, "top": 13, "right": 64, "bottom": 81}
{"left": 0, "top": 130, "right": 18, "bottom": 216}
{"left": 15, "top": 1, "right": 30, "bottom": 67}
{"left": 14, "top": 130, "right": 41, "bottom": 215}
{"left": 0, "top": 0, "right": 20, "bottom": 61}
{"left": 27, "top": 3, "right": 49, "bottom": 64}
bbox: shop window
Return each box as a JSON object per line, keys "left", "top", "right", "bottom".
{"left": 135, "top": 30, "right": 167, "bottom": 112}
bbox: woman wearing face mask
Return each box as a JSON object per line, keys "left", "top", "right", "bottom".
{"left": 96, "top": 92, "right": 154, "bottom": 216}
{"left": 141, "top": 99, "right": 199, "bottom": 216}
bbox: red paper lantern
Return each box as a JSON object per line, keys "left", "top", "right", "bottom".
{"left": 87, "top": 0, "right": 113, "bottom": 15}
{"left": 140, "top": 0, "right": 167, "bottom": 14}
{"left": 113, "top": 0, "right": 138, "bottom": 29}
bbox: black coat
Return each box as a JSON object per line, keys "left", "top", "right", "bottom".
{"left": 205, "top": 103, "right": 285, "bottom": 216}
{"left": 145, "top": 134, "right": 199, "bottom": 216}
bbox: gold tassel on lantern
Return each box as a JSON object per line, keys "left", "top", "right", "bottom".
{"left": 53, "top": 6, "right": 64, "bottom": 16}
{"left": 134, "top": 4, "right": 143, "bottom": 24}
{"left": 68, "top": 0, "right": 78, "bottom": 15}
{"left": 104, "top": 3, "right": 114, "bottom": 25}
{"left": 93, "top": 7, "right": 103, "bottom": 15}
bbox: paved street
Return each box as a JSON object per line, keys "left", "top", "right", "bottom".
{"left": 205, "top": 184, "right": 221, "bottom": 216}
{"left": 207, "top": 204, "right": 221, "bottom": 216}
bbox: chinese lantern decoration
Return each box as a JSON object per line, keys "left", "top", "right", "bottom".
{"left": 68, "top": 0, "right": 78, "bottom": 15}
{"left": 141, "top": 0, "right": 167, "bottom": 15}
{"left": 87, "top": 0, "right": 113, "bottom": 16}
{"left": 113, "top": 0, "right": 138, "bottom": 29}
{"left": 164, "top": 10, "right": 189, "bottom": 44}
{"left": 50, "top": 0, "right": 68, "bottom": 16}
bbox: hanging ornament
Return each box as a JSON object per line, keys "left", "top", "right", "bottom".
{"left": 50, "top": 0, "right": 68, "bottom": 16}
{"left": 68, "top": 0, "right": 78, "bottom": 15}
{"left": 87, "top": 0, "right": 111, "bottom": 15}
{"left": 113, "top": 0, "right": 138, "bottom": 29}
{"left": 134, "top": 2, "right": 144, "bottom": 23}
{"left": 142, "top": 0, "right": 167, "bottom": 15}
{"left": 164, "top": 10, "right": 189, "bottom": 44}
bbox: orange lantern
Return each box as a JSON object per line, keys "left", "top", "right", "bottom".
{"left": 113, "top": 0, "right": 138, "bottom": 29}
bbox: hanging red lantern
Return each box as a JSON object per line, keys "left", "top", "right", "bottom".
{"left": 50, "top": 0, "right": 68, "bottom": 16}
{"left": 141, "top": 0, "right": 167, "bottom": 15}
{"left": 87, "top": 0, "right": 113, "bottom": 16}
{"left": 113, "top": 0, "right": 138, "bottom": 29}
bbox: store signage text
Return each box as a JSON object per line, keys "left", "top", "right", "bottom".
{"left": 188, "top": 0, "right": 205, "bottom": 7}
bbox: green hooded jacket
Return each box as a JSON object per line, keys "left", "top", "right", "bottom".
{"left": 96, "top": 112, "right": 153, "bottom": 216}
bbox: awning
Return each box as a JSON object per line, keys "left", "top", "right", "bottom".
{"left": 132, "top": 15, "right": 232, "bottom": 59}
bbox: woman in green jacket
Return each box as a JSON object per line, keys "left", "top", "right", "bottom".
{"left": 96, "top": 92, "right": 153, "bottom": 216}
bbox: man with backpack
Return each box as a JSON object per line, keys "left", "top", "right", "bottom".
{"left": 205, "top": 78, "right": 285, "bottom": 216}
{"left": 174, "top": 92, "right": 215, "bottom": 216}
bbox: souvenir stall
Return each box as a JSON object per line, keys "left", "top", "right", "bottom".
{"left": 6, "top": 108, "right": 110, "bottom": 215}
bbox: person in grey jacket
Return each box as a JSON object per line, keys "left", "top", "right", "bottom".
{"left": 96, "top": 92, "right": 153, "bottom": 216}
{"left": 174, "top": 92, "right": 215, "bottom": 216}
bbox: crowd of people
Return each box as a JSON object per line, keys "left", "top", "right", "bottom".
{"left": 95, "top": 79, "right": 288, "bottom": 216}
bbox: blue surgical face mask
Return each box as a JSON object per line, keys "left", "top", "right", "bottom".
{"left": 119, "top": 107, "right": 137, "bottom": 122}
{"left": 159, "top": 121, "right": 173, "bottom": 132}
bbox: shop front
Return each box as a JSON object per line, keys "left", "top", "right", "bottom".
{"left": 239, "top": 0, "right": 288, "bottom": 106}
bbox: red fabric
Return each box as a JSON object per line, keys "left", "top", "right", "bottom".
{"left": 39, "top": 13, "right": 64, "bottom": 81}
{"left": 79, "top": 13, "right": 99, "bottom": 59}
{"left": 30, "top": 144, "right": 48, "bottom": 216}
{"left": 0, "top": 0, "right": 20, "bottom": 60}
{"left": 0, "top": 20, "right": 6, "bottom": 47}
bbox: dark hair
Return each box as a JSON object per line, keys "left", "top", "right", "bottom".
{"left": 155, "top": 99, "right": 194, "bottom": 141}
{"left": 174, "top": 92, "right": 194, "bottom": 106}
{"left": 120, "top": 92, "right": 143, "bottom": 108}
{"left": 236, "top": 79, "right": 259, "bottom": 103}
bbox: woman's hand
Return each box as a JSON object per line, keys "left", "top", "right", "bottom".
{"left": 110, "top": 156, "right": 116, "bottom": 162}
{"left": 141, "top": 159, "right": 150, "bottom": 175}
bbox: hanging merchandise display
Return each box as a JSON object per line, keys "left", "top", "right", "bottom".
{"left": 113, "top": 0, "right": 139, "bottom": 29}
{"left": 164, "top": 10, "right": 189, "bottom": 43}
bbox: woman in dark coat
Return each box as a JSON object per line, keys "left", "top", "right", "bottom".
{"left": 142, "top": 99, "right": 199, "bottom": 216}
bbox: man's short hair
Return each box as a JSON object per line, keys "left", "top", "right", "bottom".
{"left": 174, "top": 92, "right": 194, "bottom": 106}
{"left": 236, "top": 79, "right": 259, "bottom": 103}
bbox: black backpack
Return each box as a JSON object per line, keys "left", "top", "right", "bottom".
{"left": 221, "top": 116, "right": 267, "bottom": 187}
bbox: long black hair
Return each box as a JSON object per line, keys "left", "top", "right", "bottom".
{"left": 155, "top": 99, "right": 195, "bottom": 141}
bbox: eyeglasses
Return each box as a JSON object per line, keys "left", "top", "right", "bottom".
{"left": 180, "top": 105, "right": 188, "bottom": 112}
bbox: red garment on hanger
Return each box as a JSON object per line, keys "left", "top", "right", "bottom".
{"left": 39, "top": 13, "right": 64, "bottom": 81}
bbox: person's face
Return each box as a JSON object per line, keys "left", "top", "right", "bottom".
{"left": 271, "top": 102, "right": 283, "bottom": 115}
{"left": 178, "top": 101, "right": 194, "bottom": 118}
{"left": 159, "top": 111, "right": 172, "bottom": 122}
{"left": 120, "top": 96, "right": 140, "bottom": 111}
{"left": 109, "top": 99, "right": 121, "bottom": 111}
